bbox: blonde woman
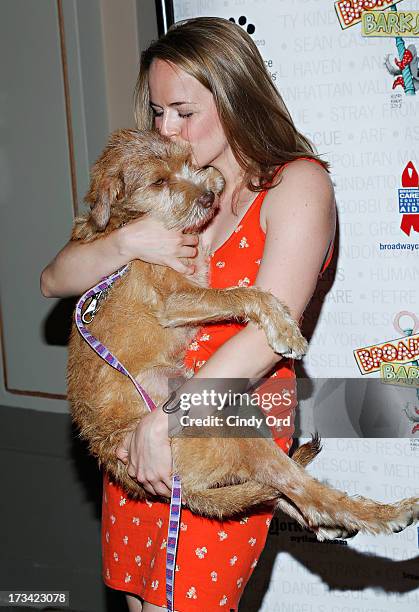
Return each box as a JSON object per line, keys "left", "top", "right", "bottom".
{"left": 41, "top": 17, "right": 335, "bottom": 612}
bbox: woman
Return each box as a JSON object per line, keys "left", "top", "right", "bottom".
{"left": 41, "top": 17, "right": 336, "bottom": 612}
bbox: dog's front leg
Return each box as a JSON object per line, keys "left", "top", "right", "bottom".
{"left": 157, "top": 286, "right": 307, "bottom": 359}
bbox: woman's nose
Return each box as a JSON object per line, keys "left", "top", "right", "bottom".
{"left": 159, "top": 111, "right": 180, "bottom": 138}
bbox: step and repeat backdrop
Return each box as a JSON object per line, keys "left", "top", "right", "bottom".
{"left": 170, "top": 1, "right": 418, "bottom": 610}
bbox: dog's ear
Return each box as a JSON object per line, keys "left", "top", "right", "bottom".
{"left": 85, "top": 172, "right": 125, "bottom": 231}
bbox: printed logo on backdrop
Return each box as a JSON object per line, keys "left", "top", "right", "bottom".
{"left": 353, "top": 311, "right": 419, "bottom": 434}
{"left": 399, "top": 161, "right": 419, "bottom": 235}
{"left": 228, "top": 15, "right": 277, "bottom": 82}
{"left": 335, "top": 1, "right": 419, "bottom": 103}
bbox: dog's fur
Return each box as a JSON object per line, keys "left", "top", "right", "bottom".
{"left": 68, "top": 129, "right": 419, "bottom": 541}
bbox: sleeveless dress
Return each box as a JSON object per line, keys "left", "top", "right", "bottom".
{"left": 101, "top": 158, "right": 334, "bottom": 610}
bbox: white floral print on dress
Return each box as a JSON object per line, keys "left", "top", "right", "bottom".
{"left": 239, "top": 517, "right": 249, "bottom": 524}
{"left": 156, "top": 518, "right": 163, "bottom": 528}
{"left": 229, "top": 555, "right": 238, "bottom": 566}
{"left": 195, "top": 546, "right": 208, "bottom": 559}
{"left": 248, "top": 537, "right": 257, "bottom": 546}
{"left": 215, "top": 261, "right": 225, "bottom": 268}
{"left": 110, "top": 514, "right": 116, "bottom": 525}
{"left": 124, "top": 573, "right": 131, "bottom": 584}
{"left": 132, "top": 517, "right": 140, "bottom": 525}
{"left": 119, "top": 496, "right": 126, "bottom": 506}
{"left": 210, "top": 571, "right": 218, "bottom": 582}
{"left": 239, "top": 236, "right": 249, "bottom": 248}
{"left": 219, "top": 595, "right": 228, "bottom": 606}
{"left": 146, "top": 537, "right": 152, "bottom": 548}
{"left": 251, "top": 558, "right": 258, "bottom": 568}
{"left": 123, "top": 535, "right": 128, "bottom": 545}
{"left": 113, "top": 552, "right": 119, "bottom": 562}
{"left": 237, "top": 277, "right": 250, "bottom": 287}
{"left": 217, "top": 530, "right": 228, "bottom": 541}
{"left": 255, "top": 258, "right": 261, "bottom": 265}
{"left": 188, "top": 341, "right": 200, "bottom": 351}
{"left": 186, "top": 586, "right": 197, "bottom": 599}
{"left": 199, "top": 333, "right": 211, "bottom": 341}
{"left": 151, "top": 579, "right": 159, "bottom": 591}
{"left": 135, "top": 555, "right": 142, "bottom": 566}
{"left": 145, "top": 500, "right": 153, "bottom": 508}
{"left": 237, "top": 577, "right": 244, "bottom": 589}
{"left": 180, "top": 522, "right": 188, "bottom": 531}
{"left": 160, "top": 539, "right": 167, "bottom": 549}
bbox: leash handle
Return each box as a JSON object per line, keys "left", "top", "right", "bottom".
{"left": 74, "top": 265, "right": 181, "bottom": 611}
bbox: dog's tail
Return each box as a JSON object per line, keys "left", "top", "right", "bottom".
{"left": 290, "top": 432, "right": 322, "bottom": 467}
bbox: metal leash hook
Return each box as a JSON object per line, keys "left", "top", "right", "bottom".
{"left": 81, "top": 289, "right": 108, "bottom": 324}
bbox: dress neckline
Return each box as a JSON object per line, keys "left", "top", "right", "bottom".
{"left": 210, "top": 190, "right": 263, "bottom": 256}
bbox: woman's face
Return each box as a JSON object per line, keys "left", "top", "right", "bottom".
{"left": 148, "top": 59, "right": 229, "bottom": 168}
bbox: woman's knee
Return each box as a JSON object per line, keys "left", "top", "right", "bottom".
{"left": 125, "top": 593, "right": 143, "bottom": 611}
{"left": 142, "top": 601, "right": 167, "bottom": 611}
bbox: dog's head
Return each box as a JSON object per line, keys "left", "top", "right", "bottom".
{"left": 83, "top": 129, "right": 224, "bottom": 234}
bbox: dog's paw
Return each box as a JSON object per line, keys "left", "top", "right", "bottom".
{"left": 266, "top": 324, "right": 308, "bottom": 360}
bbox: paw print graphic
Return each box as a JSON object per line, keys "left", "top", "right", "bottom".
{"left": 229, "top": 16, "right": 255, "bottom": 35}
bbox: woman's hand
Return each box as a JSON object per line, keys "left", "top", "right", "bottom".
{"left": 116, "top": 409, "right": 173, "bottom": 499}
{"left": 117, "top": 216, "right": 199, "bottom": 275}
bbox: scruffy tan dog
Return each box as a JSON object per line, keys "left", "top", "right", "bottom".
{"left": 68, "top": 129, "right": 419, "bottom": 541}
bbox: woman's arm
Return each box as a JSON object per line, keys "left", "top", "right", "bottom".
{"left": 40, "top": 216, "right": 199, "bottom": 298}
{"left": 118, "top": 160, "right": 336, "bottom": 497}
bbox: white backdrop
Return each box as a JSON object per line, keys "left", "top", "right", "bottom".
{"left": 171, "top": 1, "right": 419, "bottom": 610}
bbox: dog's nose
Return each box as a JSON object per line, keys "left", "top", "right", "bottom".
{"left": 197, "top": 191, "right": 215, "bottom": 208}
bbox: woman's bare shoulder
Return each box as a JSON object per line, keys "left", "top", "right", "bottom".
{"left": 260, "top": 159, "right": 335, "bottom": 232}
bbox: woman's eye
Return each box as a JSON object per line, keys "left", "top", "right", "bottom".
{"left": 179, "top": 112, "right": 193, "bottom": 118}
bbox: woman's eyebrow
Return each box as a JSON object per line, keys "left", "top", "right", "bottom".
{"left": 149, "top": 100, "right": 197, "bottom": 107}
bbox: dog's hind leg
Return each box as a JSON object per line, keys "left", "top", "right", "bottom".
{"left": 256, "top": 447, "right": 419, "bottom": 540}
{"left": 157, "top": 285, "right": 307, "bottom": 359}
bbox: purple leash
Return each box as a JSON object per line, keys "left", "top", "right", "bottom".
{"left": 74, "top": 265, "right": 181, "bottom": 612}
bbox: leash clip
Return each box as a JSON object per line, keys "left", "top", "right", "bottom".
{"left": 81, "top": 289, "right": 108, "bottom": 324}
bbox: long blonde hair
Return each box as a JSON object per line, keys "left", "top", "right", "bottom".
{"left": 134, "top": 17, "right": 329, "bottom": 204}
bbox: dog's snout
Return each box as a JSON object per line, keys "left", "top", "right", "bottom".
{"left": 197, "top": 191, "right": 215, "bottom": 208}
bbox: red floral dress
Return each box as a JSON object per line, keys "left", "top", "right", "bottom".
{"left": 102, "top": 159, "right": 334, "bottom": 610}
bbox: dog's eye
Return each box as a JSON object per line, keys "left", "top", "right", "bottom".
{"left": 153, "top": 178, "right": 166, "bottom": 186}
